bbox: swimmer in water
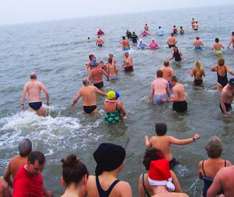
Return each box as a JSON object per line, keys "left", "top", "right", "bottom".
{"left": 167, "top": 33, "right": 177, "bottom": 48}
{"left": 104, "top": 90, "right": 127, "bottom": 124}
{"left": 96, "top": 36, "right": 104, "bottom": 47}
{"left": 149, "top": 40, "right": 159, "bottom": 50}
{"left": 211, "top": 58, "right": 234, "bottom": 92}
{"left": 193, "top": 37, "right": 204, "bottom": 50}
{"left": 137, "top": 39, "right": 147, "bottom": 50}
{"left": 228, "top": 32, "right": 234, "bottom": 48}
{"left": 172, "top": 25, "right": 178, "bottom": 35}
{"left": 157, "top": 26, "right": 164, "bottom": 36}
{"left": 191, "top": 18, "right": 196, "bottom": 29}
{"left": 191, "top": 61, "right": 205, "bottom": 86}
{"left": 20, "top": 72, "right": 49, "bottom": 117}
{"left": 150, "top": 70, "right": 170, "bottom": 105}
{"left": 212, "top": 38, "right": 224, "bottom": 56}
{"left": 169, "top": 47, "right": 182, "bottom": 64}
{"left": 160, "top": 60, "right": 175, "bottom": 87}
{"left": 97, "top": 29, "right": 104, "bottom": 36}
{"left": 85, "top": 54, "right": 96, "bottom": 71}
{"left": 121, "top": 36, "right": 130, "bottom": 51}
{"left": 169, "top": 76, "right": 187, "bottom": 113}
{"left": 192, "top": 20, "right": 199, "bottom": 31}
{"left": 72, "top": 78, "right": 106, "bottom": 114}
{"left": 144, "top": 24, "right": 149, "bottom": 32}
{"left": 126, "top": 30, "right": 132, "bottom": 39}
{"left": 88, "top": 61, "right": 109, "bottom": 89}
{"left": 123, "top": 52, "right": 134, "bottom": 72}
{"left": 105, "top": 57, "right": 118, "bottom": 80}
{"left": 179, "top": 26, "right": 184, "bottom": 35}
{"left": 220, "top": 78, "right": 234, "bottom": 116}
{"left": 131, "top": 32, "right": 138, "bottom": 45}
{"left": 145, "top": 122, "right": 200, "bottom": 169}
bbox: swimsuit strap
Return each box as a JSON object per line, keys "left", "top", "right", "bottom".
{"left": 96, "top": 176, "right": 120, "bottom": 197}
{"left": 201, "top": 160, "right": 207, "bottom": 177}
{"left": 142, "top": 174, "right": 151, "bottom": 197}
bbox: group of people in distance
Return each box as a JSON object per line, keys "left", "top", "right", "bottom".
{"left": 1, "top": 123, "right": 234, "bottom": 197}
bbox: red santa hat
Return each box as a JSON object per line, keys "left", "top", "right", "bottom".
{"left": 148, "top": 159, "right": 175, "bottom": 191}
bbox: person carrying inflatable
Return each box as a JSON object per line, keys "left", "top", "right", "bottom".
{"left": 149, "top": 40, "right": 159, "bottom": 50}
{"left": 104, "top": 90, "right": 127, "bottom": 124}
{"left": 138, "top": 39, "right": 148, "bottom": 50}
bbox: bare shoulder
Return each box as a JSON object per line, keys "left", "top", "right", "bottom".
{"left": 87, "top": 175, "right": 95, "bottom": 184}
{"left": 116, "top": 180, "right": 132, "bottom": 190}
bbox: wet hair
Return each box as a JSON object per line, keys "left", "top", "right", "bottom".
{"left": 122, "top": 36, "right": 126, "bottom": 40}
{"left": 196, "top": 37, "right": 200, "bottom": 40}
{"left": 108, "top": 57, "right": 112, "bottom": 64}
{"left": 158, "top": 26, "right": 161, "bottom": 29}
{"left": 171, "top": 33, "right": 174, "bottom": 36}
{"left": 30, "top": 73, "right": 37, "bottom": 80}
{"left": 155, "top": 123, "right": 167, "bottom": 136}
{"left": 88, "top": 37, "right": 90, "bottom": 40}
{"left": 143, "top": 148, "right": 164, "bottom": 170}
{"left": 156, "top": 70, "right": 163, "bottom": 78}
{"left": 215, "top": 38, "right": 219, "bottom": 43}
{"left": 205, "top": 136, "right": 223, "bottom": 158}
{"left": 18, "top": 139, "right": 32, "bottom": 157}
{"left": 82, "top": 78, "right": 89, "bottom": 86}
{"left": 218, "top": 58, "right": 225, "bottom": 66}
{"left": 180, "top": 26, "right": 183, "bottom": 28}
{"left": 173, "top": 25, "right": 176, "bottom": 28}
{"left": 61, "top": 154, "right": 89, "bottom": 187}
{"left": 171, "top": 76, "right": 178, "bottom": 82}
{"left": 89, "top": 54, "right": 94, "bottom": 60}
{"left": 164, "top": 61, "right": 170, "bottom": 67}
{"left": 28, "top": 151, "right": 45, "bottom": 165}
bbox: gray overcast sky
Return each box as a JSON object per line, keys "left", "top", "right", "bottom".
{"left": 1, "top": 0, "right": 233, "bottom": 25}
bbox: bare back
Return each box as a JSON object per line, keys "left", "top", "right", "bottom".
{"left": 79, "top": 86, "right": 98, "bottom": 106}
{"left": 172, "top": 83, "right": 186, "bottom": 102}
{"left": 24, "top": 80, "right": 44, "bottom": 102}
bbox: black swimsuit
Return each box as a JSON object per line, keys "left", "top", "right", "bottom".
{"left": 83, "top": 105, "right": 97, "bottom": 114}
{"left": 217, "top": 66, "right": 228, "bottom": 87}
{"left": 96, "top": 176, "right": 119, "bottom": 197}
{"left": 29, "top": 102, "right": 42, "bottom": 111}
{"left": 173, "top": 51, "right": 182, "bottom": 62}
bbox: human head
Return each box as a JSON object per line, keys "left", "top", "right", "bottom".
{"left": 218, "top": 58, "right": 225, "bottom": 66}
{"left": 180, "top": 26, "right": 183, "bottom": 29}
{"left": 155, "top": 123, "right": 167, "bottom": 136}
{"left": 205, "top": 136, "right": 223, "bottom": 158}
{"left": 171, "top": 76, "right": 178, "bottom": 86}
{"left": 106, "top": 90, "right": 116, "bottom": 100}
{"left": 122, "top": 36, "right": 126, "bottom": 40}
{"left": 82, "top": 78, "right": 90, "bottom": 86}
{"left": 88, "top": 54, "right": 95, "bottom": 61}
{"left": 215, "top": 38, "right": 219, "bottom": 43}
{"left": 30, "top": 72, "right": 37, "bottom": 80}
{"left": 164, "top": 61, "right": 170, "bottom": 67}
{"left": 156, "top": 70, "right": 163, "bottom": 78}
{"left": 143, "top": 148, "right": 164, "bottom": 170}
{"left": 195, "top": 61, "right": 203, "bottom": 70}
{"left": 171, "top": 33, "right": 174, "bottom": 37}
{"left": 93, "top": 143, "right": 126, "bottom": 176}
{"left": 61, "top": 154, "right": 89, "bottom": 188}
{"left": 109, "top": 53, "right": 114, "bottom": 59}
{"left": 108, "top": 57, "right": 112, "bottom": 64}
{"left": 18, "top": 139, "right": 32, "bottom": 157}
{"left": 158, "top": 26, "right": 161, "bottom": 29}
{"left": 124, "top": 52, "right": 129, "bottom": 57}
{"left": 132, "top": 32, "right": 136, "bottom": 35}
{"left": 196, "top": 37, "right": 200, "bottom": 40}
{"left": 173, "top": 25, "right": 176, "bottom": 28}
{"left": 27, "top": 151, "right": 45, "bottom": 175}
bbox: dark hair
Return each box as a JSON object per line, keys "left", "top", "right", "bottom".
{"left": 215, "top": 38, "right": 219, "bottom": 43}
{"left": 196, "top": 37, "right": 200, "bottom": 40}
{"left": 218, "top": 58, "right": 225, "bottom": 66}
{"left": 89, "top": 54, "right": 94, "bottom": 60}
{"left": 28, "top": 151, "right": 45, "bottom": 165}
{"left": 30, "top": 74, "right": 37, "bottom": 80}
{"left": 122, "top": 36, "right": 126, "bottom": 40}
{"left": 108, "top": 57, "right": 112, "bottom": 64}
{"left": 232, "top": 32, "right": 234, "bottom": 36}
{"left": 171, "top": 76, "right": 178, "bottom": 82}
{"left": 171, "top": 33, "right": 174, "bottom": 36}
{"left": 18, "top": 139, "right": 32, "bottom": 157}
{"left": 61, "top": 154, "right": 89, "bottom": 187}
{"left": 143, "top": 148, "right": 164, "bottom": 170}
{"left": 164, "top": 61, "right": 170, "bottom": 67}
{"left": 155, "top": 123, "right": 167, "bottom": 136}
{"left": 156, "top": 70, "right": 163, "bottom": 78}
{"left": 205, "top": 136, "right": 223, "bottom": 158}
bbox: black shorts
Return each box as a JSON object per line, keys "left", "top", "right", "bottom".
{"left": 29, "top": 102, "right": 42, "bottom": 111}
{"left": 169, "top": 158, "right": 179, "bottom": 169}
{"left": 173, "top": 101, "right": 188, "bottom": 113}
{"left": 94, "top": 81, "right": 104, "bottom": 89}
{"left": 194, "top": 79, "right": 203, "bottom": 86}
{"left": 97, "top": 44, "right": 103, "bottom": 47}
{"left": 124, "top": 66, "right": 134, "bottom": 72}
{"left": 168, "top": 44, "right": 176, "bottom": 48}
{"left": 220, "top": 103, "right": 232, "bottom": 113}
{"left": 83, "top": 105, "right": 97, "bottom": 114}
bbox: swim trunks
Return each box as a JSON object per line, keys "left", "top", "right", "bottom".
{"left": 124, "top": 66, "right": 134, "bottom": 72}
{"left": 172, "top": 101, "right": 187, "bottom": 113}
{"left": 29, "top": 102, "right": 42, "bottom": 111}
{"left": 168, "top": 44, "right": 175, "bottom": 48}
{"left": 123, "top": 47, "right": 130, "bottom": 51}
{"left": 194, "top": 79, "right": 203, "bottom": 86}
{"left": 83, "top": 105, "right": 97, "bottom": 114}
{"left": 97, "top": 44, "right": 103, "bottom": 47}
{"left": 195, "top": 46, "right": 202, "bottom": 50}
{"left": 94, "top": 81, "right": 104, "bottom": 89}
{"left": 153, "top": 94, "right": 168, "bottom": 105}
{"left": 220, "top": 103, "right": 232, "bottom": 114}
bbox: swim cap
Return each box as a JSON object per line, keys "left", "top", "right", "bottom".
{"left": 107, "top": 91, "right": 116, "bottom": 100}
{"left": 115, "top": 92, "right": 120, "bottom": 99}
{"left": 229, "top": 78, "right": 234, "bottom": 86}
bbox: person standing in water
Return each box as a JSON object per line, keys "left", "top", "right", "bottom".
{"left": 123, "top": 52, "right": 134, "bottom": 72}
{"left": 220, "top": 78, "right": 234, "bottom": 116}
{"left": 172, "top": 25, "right": 178, "bottom": 35}
{"left": 160, "top": 60, "right": 175, "bottom": 87}
{"left": 104, "top": 90, "right": 127, "bottom": 124}
{"left": 211, "top": 58, "right": 234, "bottom": 92}
{"left": 87, "top": 143, "right": 133, "bottom": 197}
{"left": 131, "top": 32, "right": 138, "bottom": 45}
{"left": 145, "top": 123, "right": 200, "bottom": 169}
{"left": 212, "top": 38, "right": 224, "bottom": 56}
{"left": 179, "top": 26, "right": 184, "bottom": 35}
{"left": 61, "top": 154, "right": 89, "bottom": 197}
{"left": 121, "top": 36, "right": 130, "bottom": 51}
{"left": 20, "top": 72, "right": 49, "bottom": 117}
{"left": 96, "top": 36, "right": 104, "bottom": 47}
{"left": 170, "top": 76, "right": 187, "bottom": 113}
{"left": 150, "top": 70, "right": 170, "bottom": 105}
{"left": 191, "top": 61, "right": 205, "bottom": 86}
{"left": 149, "top": 40, "right": 159, "bottom": 49}
{"left": 144, "top": 24, "right": 149, "bottom": 32}
{"left": 105, "top": 57, "right": 118, "bottom": 80}
{"left": 193, "top": 37, "right": 204, "bottom": 50}
{"left": 170, "top": 47, "right": 182, "bottom": 65}
{"left": 167, "top": 34, "right": 177, "bottom": 48}
{"left": 228, "top": 32, "right": 234, "bottom": 48}
{"left": 72, "top": 78, "right": 106, "bottom": 114}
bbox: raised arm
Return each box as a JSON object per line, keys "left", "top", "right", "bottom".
{"left": 95, "top": 87, "right": 106, "bottom": 97}
{"left": 169, "top": 134, "right": 200, "bottom": 145}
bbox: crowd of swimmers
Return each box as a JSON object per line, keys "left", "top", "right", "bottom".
{"left": 1, "top": 18, "right": 234, "bottom": 196}
{"left": 1, "top": 127, "right": 234, "bottom": 196}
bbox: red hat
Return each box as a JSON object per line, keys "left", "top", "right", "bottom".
{"left": 148, "top": 159, "right": 175, "bottom": 191}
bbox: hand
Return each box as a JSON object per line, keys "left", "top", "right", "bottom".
{"left": 192, "top": 133, "right": 200, "bottom": 141}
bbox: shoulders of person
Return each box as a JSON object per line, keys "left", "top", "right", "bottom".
{"left": 114, "top": 180, "right": 132, "bottom": 193}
